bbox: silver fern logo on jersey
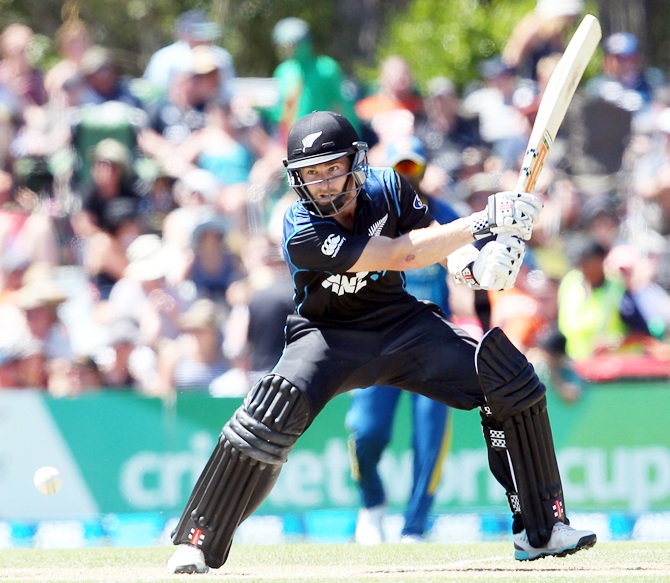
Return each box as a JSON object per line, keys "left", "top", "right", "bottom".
{"left": 368, "top": 214, "right": 388, "bottom": 236}
{"left": 321, "top": 233, "right": 345, "bottom": 257}
{"left": 302, "top": 131, "right": 323, "bottom": 151}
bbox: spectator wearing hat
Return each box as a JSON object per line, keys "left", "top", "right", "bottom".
{"left": 154, "top": 298, "right": 230, "bottom": 395}
{"left": 78, "top": 45, "right": 142, "bottom": 108}
{"left": 143, "top": 9, "right": 235, "bottom": 102}
{"left": 13, "top": 264, "right": 73, "bottom": 388}
{"left": 71, "top": 138, "right": 146, "bottom": 300}
{"left": 586, "top": 32, "right": 665, "bottom": 114}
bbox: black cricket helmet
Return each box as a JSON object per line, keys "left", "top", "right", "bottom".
{"left": 283, "top": 111, "right": 368, "bottom": 217}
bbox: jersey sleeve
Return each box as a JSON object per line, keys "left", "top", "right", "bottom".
{"left": 286, "top": 220, "right": 369, "bottom": 274}
{"left": 395, "top": 174, "right": 435, "bottom": 233}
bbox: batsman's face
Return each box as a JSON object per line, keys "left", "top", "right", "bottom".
{"left": 299, "top": 157, "right": 355, "bottom": 210}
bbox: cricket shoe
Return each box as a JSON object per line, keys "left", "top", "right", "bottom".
{"left": 514, "top": 522, "right": 597, "bottom": 561}
{"left": 166, "top": 544, "right": 209, "bottom": 574}
{"left": 354, "top": 505, "right": 385, "bottom": 545}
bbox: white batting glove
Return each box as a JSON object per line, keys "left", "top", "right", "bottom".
{"left": 471, "top": 191, "right": 543, "bottom": 241}
{"left": 451, "top": 236, "right": 526, "bottom": 290}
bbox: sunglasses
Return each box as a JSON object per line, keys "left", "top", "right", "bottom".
{"left": 393, "top": 159, "right": 426, "bottom": 178}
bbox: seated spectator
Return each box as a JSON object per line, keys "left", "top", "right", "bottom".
{"left": 186, "top": 216, "right": 244, "bottom": 305}
{"left": 106, "top": 234, "right": 191, "bottom": 349}
{"left": 173, "top": 96, "right": 255, "bottom": 223}
{"left": 78, "top": 45, "right": 142, "bottom": 108}
{"left": 155, "top": 298, "right": 230, "bottom": 395}
{"left": 44, "top": 18, "right": 92, "bottom": 106}
{"left": 138, "top": 48, "right": 221, "bottom": 175}
{"left": 557, "top": 236, "right": 651, "bottom": 361}
{"left": 161, "top": 168, "right": 222, "bottom": 282}
{"left": 585, "top": 32, "right": 664, "bottom": 116}
{"left": 70, "top": 138, "right": 146, "bottom": 300}
{"left": 49, "top": 354, "right": 104, "bottom": 397}
{"left": 14, "top": 264, "right": 73, "bottom": 388}
{"left": 95, "top": 316, "right": 144, "bottom": 390}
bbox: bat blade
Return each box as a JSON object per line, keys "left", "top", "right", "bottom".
{"left": 480, "top": 14, "right": 601, "bottom": 290}
{"left": 516, "top": 13, "right": 602, "bottom": 193}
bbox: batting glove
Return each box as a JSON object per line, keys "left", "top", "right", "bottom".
{"left": 452, "top": 236, "right": 526, "bottom": 290}
{"left": 471, "top": 191, "right": 543, "bottom": 241}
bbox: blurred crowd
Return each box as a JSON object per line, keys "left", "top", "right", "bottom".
{"left": 2, "top": 2, "right": 670, "bottom": 399}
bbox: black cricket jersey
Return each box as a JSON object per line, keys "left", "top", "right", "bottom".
{"left": 282, "top": 167, "right": 435, "bottom": 327}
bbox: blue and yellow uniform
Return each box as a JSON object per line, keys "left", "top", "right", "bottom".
{"left": 345, "top": 195, "right": 459, "bottom": 539}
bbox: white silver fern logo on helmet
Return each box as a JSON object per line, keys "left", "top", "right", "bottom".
{"left": 302, "top": 131, "right": 323, "bottom": 151}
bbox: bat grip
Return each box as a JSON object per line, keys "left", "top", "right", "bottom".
{"left": 479, "top": 234, "right": 515, "bottom": 290}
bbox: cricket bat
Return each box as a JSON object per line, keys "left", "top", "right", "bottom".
{"left": 482, "top": 13, "right": 602, "bottom": 288}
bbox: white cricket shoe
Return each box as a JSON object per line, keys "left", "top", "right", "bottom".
{"left": 514, "top": 522, "right": 597, "bottom": 561}
{"left": 354, "top": 505, "right": 385, "bottom": 545}
{"left": 166, "top": 544, "right": 209, "bottom": 574}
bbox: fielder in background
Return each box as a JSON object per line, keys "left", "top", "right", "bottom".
{"left": 345, "top": 135, "right": 458, "bottom": 544}
{"left": 166, "top": 110, "right": 596, "bottom": 575}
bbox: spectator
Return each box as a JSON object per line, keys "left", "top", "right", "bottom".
{"left": 462, "top": 57, "right": 530, "bottom": 170}
{"left": 78, "top": 45, "right": 143, "bottom": 108}
{"left": 106, "top": 233, "right": 190, "bottom": 350}
{"left": 585, "top": 32, "right": 665, "bottom": 116}
{"left": 143, "top": 9, "right": 236, "bottom": 102}
{"left": 269, "top": 17, "right": 359, "bottom": 145}
{"left": 70, "top": 138, "right": 145, "bottom": 300}
{"left": 43, "top": 18, "right": 92, "bottom": 106}
{"left": 557, "top": 236, "right": 650, "bottom": 361}
{"left": 155, "top": 298, "right": 230, "bottom": 395}
{"left": 413, "top": 76, "right": 485, "bottom": 201}
{"left": 355, "top": 55, "right": 423, "bottom": 146}
{"left": 218, "top": 234, "right": 294, "bottom": 392}
{"left": 49, "top": 354, "right": 104, "bottom": 397}
{"left": 0, "top": 23, "right": 47, "bottom": 169}
{"left": 502, "top": 0, "right": 584, "bottom": 81}
{"left": 346, "top": 135, "right": 459, "bottom": 544}
{"left": 0, "top": 23, "right": 47, "bottom": 109}
{"left": 185, "top": 216, "right": 245, "bottom": 305}
{"left": 138, "top": 50, "right": 221, "bottom": 174}
{"left": 95, "top": 316, "right": 144, "bottom": 390}
{"left": 161, "top": 168, "right": 223, "bottom": 284}
{"left": 172, "top": 96, "right": 255, "bottom": 224}
{"left": 14, "top": 264, "right": 73, "bottom": 388}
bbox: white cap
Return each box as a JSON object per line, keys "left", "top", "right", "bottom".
{"left": 536, "top": 0, "right": 584, "bottom": 18}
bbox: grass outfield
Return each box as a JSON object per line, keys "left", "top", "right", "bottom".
{"left": 0, "top": 542, "right": 669, "bottom": 582}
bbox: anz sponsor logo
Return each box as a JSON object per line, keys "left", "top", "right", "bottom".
{"left": 322, "top": 272, "right": 370, "bottom": 295}
{"left": 321, "top": 234, "right": 345, "bottom": 257}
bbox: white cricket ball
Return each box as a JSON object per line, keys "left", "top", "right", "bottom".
{"left": 33, "top": 466, "right": 62, "bottom": 495}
